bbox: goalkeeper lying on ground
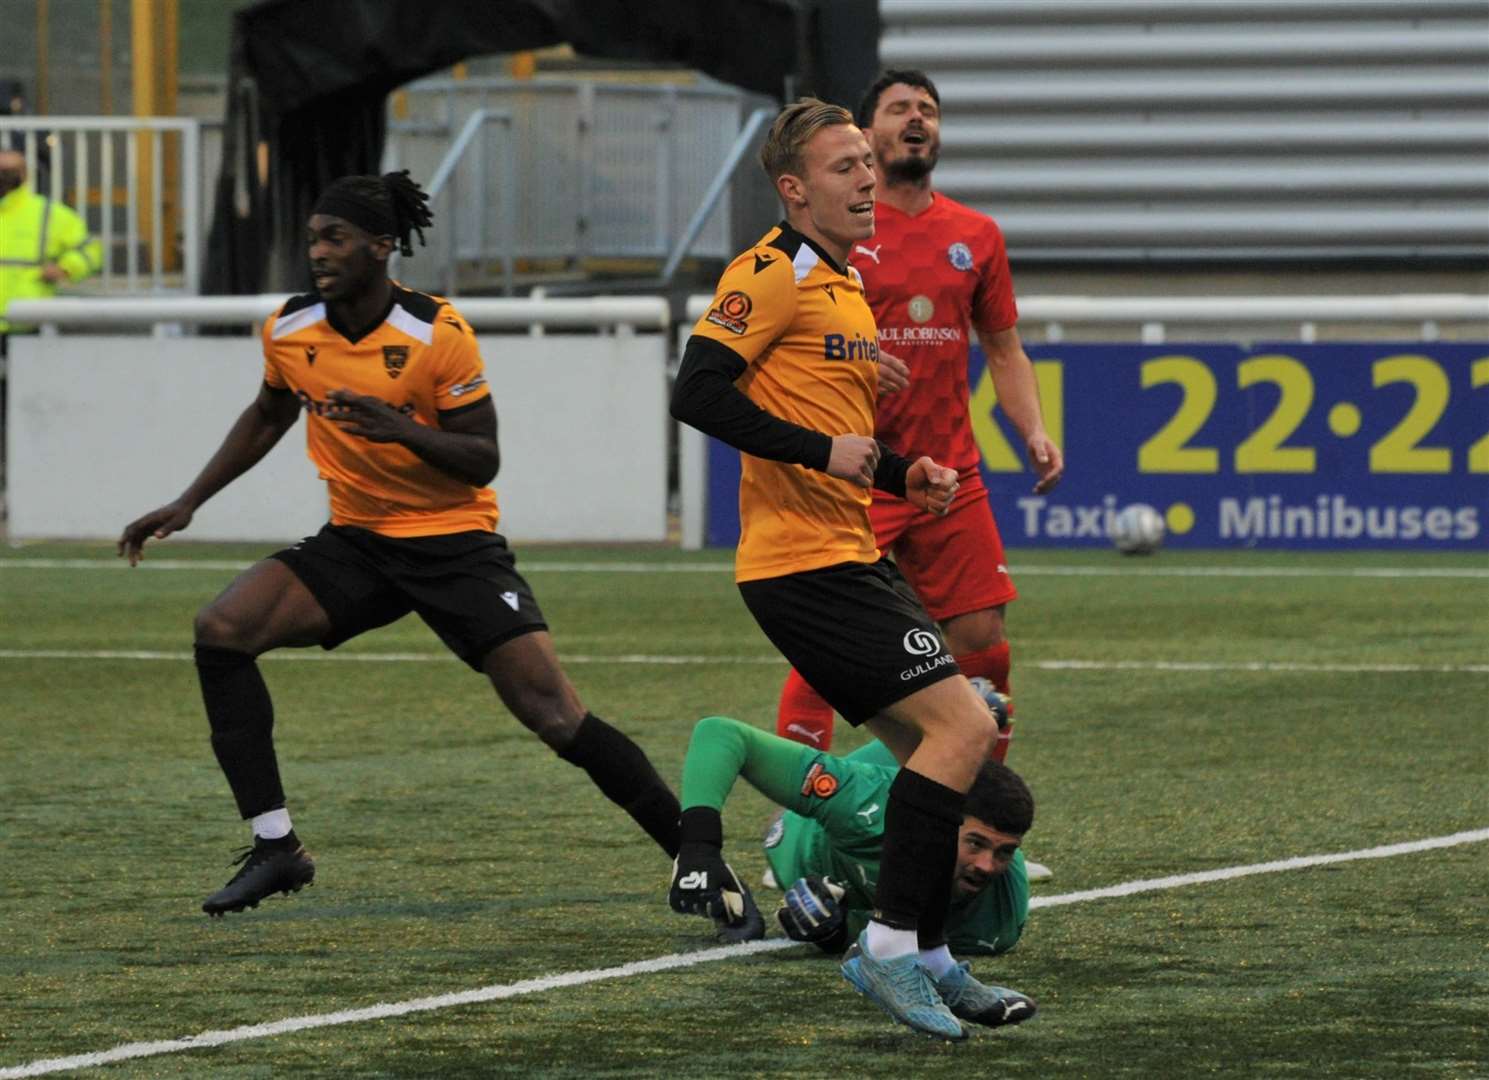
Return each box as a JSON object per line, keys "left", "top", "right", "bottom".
{"left": 669, "top": 712, "right": 1037, "bottom": 1027}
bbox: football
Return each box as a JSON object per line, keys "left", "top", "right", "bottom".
{"left": 1111, "top": 503, "right": 1166, "bottom": 555}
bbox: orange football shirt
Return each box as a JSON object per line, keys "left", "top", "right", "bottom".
{"left": 261, "top": 284, "right": 498, "bottom": 537}
{"left": 690, "top": 223, "right": 883, "bottom": 582}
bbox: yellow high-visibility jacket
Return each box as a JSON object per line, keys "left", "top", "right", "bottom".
{"left": 1, "top": 183, "right": 102, "bottom": 332}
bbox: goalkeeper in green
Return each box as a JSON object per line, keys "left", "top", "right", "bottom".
{"left": 669, "top": 714, "right": 1037, "bottom": 1027}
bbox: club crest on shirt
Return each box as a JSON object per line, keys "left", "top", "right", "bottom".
{"left": 801, "top": 762, "right": 839, "bottom": 799}
{"left": 907, "top": 295, "right": 935, "bottom": 323}
{"left": 947, "top": 242, "right": 974, "bottom": 271}
{"left": 706, "top": 290, "right": 753, "bottom": 335}
{"left": 382, "top": 345, "right": 409, "bottom": 379}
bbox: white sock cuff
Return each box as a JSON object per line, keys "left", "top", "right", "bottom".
{"left": 865, "top": 920, "right": 920, "bottom": 960}
{"left": 251, "top": 808, "right": 292, "bottom": 841}
{"left": 918, "top": 944, "right": 956, "bottom": 978}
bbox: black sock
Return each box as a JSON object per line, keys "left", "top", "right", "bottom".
{"left": 195, "top": 645, "right": 286, "bottom": 820}
{"left": 557, "top": 713, "right": 682, "bottom": 857}
{"left": 872, "top": 767, "right": 964, "bottom": 934}
{"left": 916, "top": 848, "right": 956, "bottom": 952}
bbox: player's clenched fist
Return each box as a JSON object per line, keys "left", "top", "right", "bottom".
{"left": 669, "top": 843, "right": 750, "bottom": 923}
{"left": 905, "top": 456, "right": 959, "bottom": 516}
{"left": 826, "top": 434, "right": 880, "bottom": 488}
{"left": 777, "top": 875, "right": 848, "bottom": 952}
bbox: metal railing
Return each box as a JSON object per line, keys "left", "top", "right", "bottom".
{"left": 0, "top": 116, "right": 202, "bottom": 294}
{"left": 658, "top": 106, "right": 773, "bottom": 285}
{"left": 382, "top": 77, "right": 746, "bottom": 291}
{"left": 5, "top": 295, "right": 671, "bottom": 335}
{"left": 389, "top": 109, "right": 517, "bottom": 296}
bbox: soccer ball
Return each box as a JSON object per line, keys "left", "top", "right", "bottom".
{"left": 1110, "top": 503, "right": 1165, "bottom": 555}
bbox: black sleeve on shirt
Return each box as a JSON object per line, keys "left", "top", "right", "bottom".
{"left": 670, "top": 335, "right": 833, "bottom": 471}
{"left": 873, "top": 441, "right": 911, "bottom": 498}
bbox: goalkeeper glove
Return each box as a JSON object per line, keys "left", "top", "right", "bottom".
{"left": 776, "top": 875, "right": 848, "bottom": 953}
{"left": 668, "top": 807, "right": 752, "bottom": 925}
{"left": 669, "top": 846, "right": 752, "bottom": 923}
{"left": 969, "top": 676, "right": 1015, "bottom": 763}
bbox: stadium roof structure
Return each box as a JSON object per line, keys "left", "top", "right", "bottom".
{"left": 206, "top": 0, "right": 877, "bottom": 294}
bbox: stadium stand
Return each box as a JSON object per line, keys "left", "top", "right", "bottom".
{"left": 879, "top": 0, "right": 1489, "bottom": 261}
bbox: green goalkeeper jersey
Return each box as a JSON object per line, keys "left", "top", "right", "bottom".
{"left": 679, "top": 716, "right": 1028, "bottom": 956}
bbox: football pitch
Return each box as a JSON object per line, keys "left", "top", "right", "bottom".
{"left": 1, "top": 541, "right": 1485, "bottom": 1078}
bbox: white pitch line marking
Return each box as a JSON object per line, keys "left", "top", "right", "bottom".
{"left": 2, "top": 558, "right": 1487, "bottom": 579}
{"left": 1034, "top": 658, "right": 1489, "bottom": 675}
{"left": 1026, "top": 828, "right": 1489, "bottom": 909}
{"left": 1, "top": 650, "right": 1486, "bottom": 675}
{"left": 4, "top": 828, "right": 1486, "bottom": 1079}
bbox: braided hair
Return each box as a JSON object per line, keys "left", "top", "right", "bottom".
{"left": 311, "top": 170, "right": 433, "bottom": 256}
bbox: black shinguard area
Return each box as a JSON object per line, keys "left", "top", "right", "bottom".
{"left": 872, "top": 767, "right": 965, "bottom": 938}
{"left": 195, "top": 645, "right": 286, "bottom": 819}
{"left": 557, "top": 712, "right": 682, "bottom": 857}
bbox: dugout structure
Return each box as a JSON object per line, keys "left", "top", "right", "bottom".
{"left": 205, "top": 0, "right": 878, "bottom": 296}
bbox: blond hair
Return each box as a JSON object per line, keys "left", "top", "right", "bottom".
{"left": 759, "top": 97, "right": 856, "bottom": 181}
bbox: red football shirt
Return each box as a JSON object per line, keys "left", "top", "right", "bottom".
{"left": 854, "top": 193, "right": 1018, "bottom": 473}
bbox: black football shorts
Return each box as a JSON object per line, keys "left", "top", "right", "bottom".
{"left": 271, "top": 524, "right": 547, "bottom": 670}
{"left": 738, "top": 557, "right": 959, "bottom": 725}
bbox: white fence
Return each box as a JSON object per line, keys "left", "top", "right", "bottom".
{"left": 0, "top": 116, "right": 203, "bottom": 294}
{"left": 6, "top": 297, "right": 669, "bottom": 543}
{"left": 9, "top": 292, "right": 1485, "bottom": 547}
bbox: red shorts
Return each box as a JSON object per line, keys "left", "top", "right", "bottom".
{"left": 870, "top": 472, "right": 1017, "bottom": 623}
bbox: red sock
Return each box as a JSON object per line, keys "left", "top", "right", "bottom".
{"left": 956, "top": 642, "right": 1013, "bottom": 762}
{"left": 777, "top": 667, "right": 835, "bottom": 751}
{"left": 955, "top": 641, "right": 1011, "bottom": 694}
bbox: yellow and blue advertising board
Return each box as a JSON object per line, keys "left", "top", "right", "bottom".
{"left": 704, "top": 342, "right": 1489, "bottom": 549}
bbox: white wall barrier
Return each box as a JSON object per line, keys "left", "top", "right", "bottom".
{"left": 6, "top": 297, "right": 670, "bottom": 543}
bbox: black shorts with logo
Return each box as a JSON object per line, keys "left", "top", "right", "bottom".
{"left": 271, "top": 524, "right": 548, "bottom": 670}
{"left": 738, "top": 557, "right": 958, "bottom": 725}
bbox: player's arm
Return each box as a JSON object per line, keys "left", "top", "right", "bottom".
{"left": 671, "top": 335, "right": 835, "bottom": 470}
{"left": 680, "top": 715, "right": 822, "bottom": 812}
{"left": 117, "top": 381, "right": 301, "bottom": 565}
{"left": 670, "top": 343, "right": 947, "bottom": 496}
{"left": 670, "top": 254, "right": 886, "bottom": 487}
{"left": 673, "top": 716, "right": 851, "bottom": 946}
{"left": 325, "top": 320, "right": 500, "bottom": 486}
{"left": 978, "top": 322, "right": 1063, "bottom": 494}
{"left": 679, "top": 718, "right": 865, "bottom": 955}
{"left": 324, "top": 390, "right": 499, "bottom": 488}
{"left": 669, "top": 715, "right": 807, "bottom": 932}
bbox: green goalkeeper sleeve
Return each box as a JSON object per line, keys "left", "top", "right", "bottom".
{"left": 680, "top": 715, "right": 818, "bottom": 811}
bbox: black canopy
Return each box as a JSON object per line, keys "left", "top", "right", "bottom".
{"left": 205, "top": 0, "right": 878, "bottom": 293}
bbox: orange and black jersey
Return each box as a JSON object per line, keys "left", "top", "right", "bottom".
{"left": 262, "top": 284, "right": 498, "bottom": 537}
{"left": 672, "top": 222, "right": 912, "bottom": 582}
